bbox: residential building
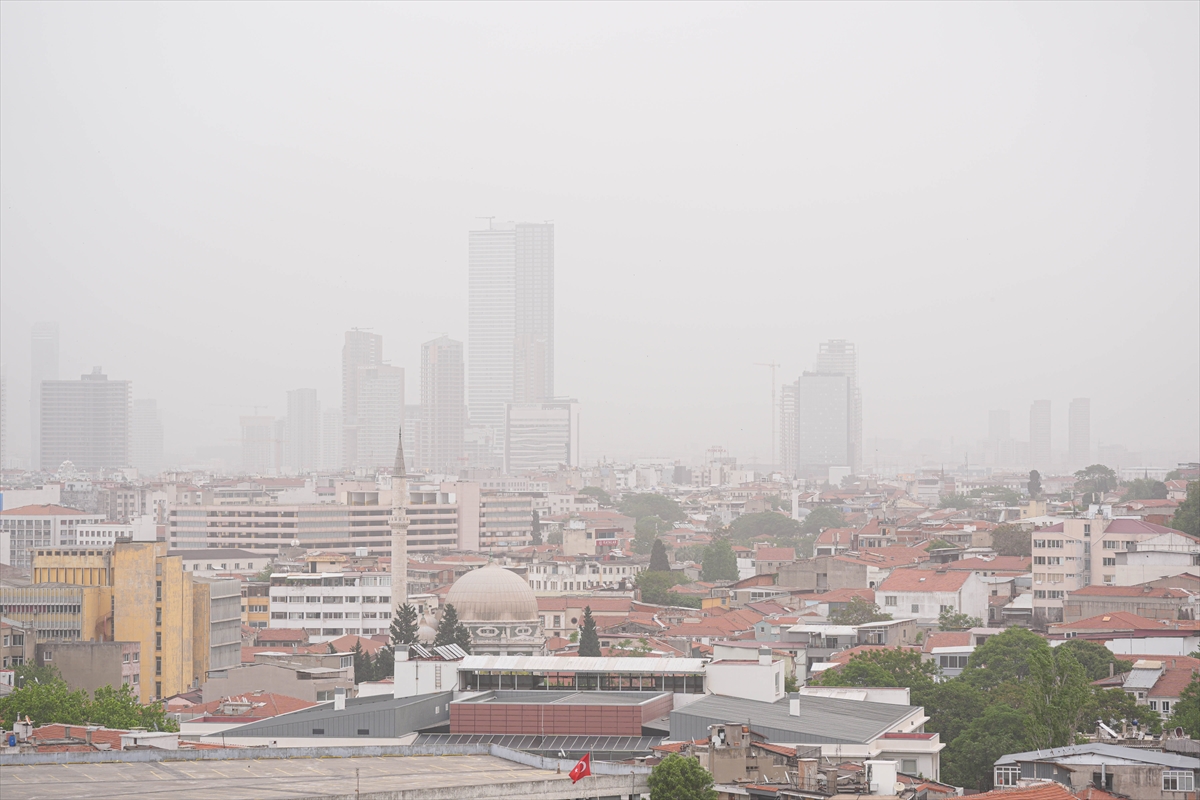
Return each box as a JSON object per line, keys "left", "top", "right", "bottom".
{"left": 478, "top": 492, "right": 535, "bottom": 551}
{"left": 353, "top": 365, "right": 404, "bottom": 471}
{"left": 267, "top": 559, "right": 393, "bottom": 642}
{"left": 877, "top": 569, "right": 989, "bottom": 626}
{"left": 706, "top": 646, "right": 788, "bottom": 703}
{"left": 754, "top": 547, "right": 796, "bottom": 576}
{"left": 815, "top": 340, "right": 862, "bottom": 474}
{"left": 993, "top": 743, "right": 1199, "bottom": 800}
{"left": 1030, "top": 400, "right": 1052, "bottom": 471}
{"left": 341, "top": 329, "right": 384, "bottom": 470}
{"left": 503, "top": 400, "right": 580, "bottom": 473}
{"left": 407, "top": 480, "right": 480, "bottom": 554}
{"left": 1069, "top": 398, "right": 1091, "bottom": 470}
{"left": 30, "top": 321, "right": 59, "bottom": 470}
{"left": 131, "top": 399, "right": 164, "bottom": 477}
{"left": 0, "top": 504, "right": 106, "bottom": 569}
{"left": 40, "top": 367, "right": 132, "bottom": 471}
{"left": 202, "top": 650, "right": 356, "bottom": 703}
{"left": 1, "top": 620, "right": 33, "bottom": 668}
{"left": 793, "top": 372, "right": 851, "bottom": 477}
{"left": 780, "top": 382, "right": 798, "bottom": 476}
{"left": 285, "top": 388, "right": 320, "bottom": 473}
{"left": 171, "top": 548, "right": 272, "bottom": 577}
{"left": 34, "top": 640, "right": 141, "bottom": 695}
{"left": 240, "top": 415, "right": 276, "bottom": 474}
{"left": 1062, "top": 584, "right": 1198, "bottom": 624}
{"left": 418, "top": 336, "right": 465, "bottom": 474}
{"left": 169, "top": 499, "right": 393, "bottom": 558}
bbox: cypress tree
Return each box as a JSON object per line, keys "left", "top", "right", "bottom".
{"left": 435, "top": 603, "right": 463, "bottom": 648}
{"left": 390, "top": 603, "right": 419, "bottom": 646}
{"left": 578, "top": 606, "right": 601, "bottom": 657}
{"left": 649, "top": 538, "right": 671, "bottom": 571}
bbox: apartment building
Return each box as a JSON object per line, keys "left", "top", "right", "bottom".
{"left": 267, "top": 554, "right": 393, "bottom": 642}
{"left": 407, "top": 481, "right": 480, "bottom": 554}
{"left": 39, "top": 367, "right": 132, "bottom": 471}
{"left": 169, "top": 503, "right": 393, "bottom": 557}
{"left": 0, "top": 504, "right": 106, "bottom": 569}
{"left": 478, "top": 492, "right": 535, "bottom": 551}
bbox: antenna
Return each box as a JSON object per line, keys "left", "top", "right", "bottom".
{"left": 754, "top": 362, "right": 781, "bottom": 470}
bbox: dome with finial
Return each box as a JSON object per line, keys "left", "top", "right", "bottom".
{"left": 444, "top": 565, "right": 539, "bottom": 623}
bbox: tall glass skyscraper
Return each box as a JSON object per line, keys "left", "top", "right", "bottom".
{"left": 420, "top": 336, "right": 465, "bottom": 474}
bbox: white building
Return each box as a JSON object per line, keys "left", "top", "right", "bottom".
{"left": 707, "top": 647, "right": 787, "bottom": 704}
{"left": 0, "top": 504, "right": 106, "bottom": 569}
{"left": 268, "top": 569, "right": 393, "bottom": 642}
{"left": 418, "top": 337, "right": 465, "bottom": 474}
{"left": 877, "top": 569, "right": 988, "bottom": 626}
{"left": 503, "top": 401, "right": 580, "bottom": 473}
{"left": 40, "top": 367, "right": 132, "bottom": 471}
{"left": 285, "top": 388, "right": 321, "bottom": 474}
{"left": 172, "top": 548, "right": 273, "bottom": 577}
{"left": 75, "top": 515, "right": 158, "bottom": 546}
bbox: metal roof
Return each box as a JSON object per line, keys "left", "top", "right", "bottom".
{"left": 670, "top": 693, "right": 922, "bottom": 746}
{"left": 221, "top": 691, "right": 452, "bottom": 739}
{"left": 1121, "top": 667, "right": 1163, "bottom": 691}
{"left": 414, "top": 733, "right": 664, "bottom": 754}
{"left": 408, "top": 643, "right": 468, "bottom": 661}
{"left": 996, "top": 743, "right": 1200, "bottom": 769}
{"left": 456, "top": 690, "right": 670, "bottom": 706}
{"left": 459, "top": 655, "right": 706, "bottom": 673}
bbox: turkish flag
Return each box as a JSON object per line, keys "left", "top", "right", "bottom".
{"left": 569, "top": 752, "right": 592, "bottom": 783}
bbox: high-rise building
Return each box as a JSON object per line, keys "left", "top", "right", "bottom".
{"left": 1069, "top": 398, "right": 1091, "bottom": 470}
{"left": 342, "top": 330, "right": 384, "bottom": 470}
{"left": 1, "top": 366, "right": 7, "bottom": 470}
{"left": 320, "top": 406, "right": 342, "bottom": 471}
{"left": 30, "top": 322, "right": 59, "bottom": 470}
{"left": 779, "top": 382, "right": 797, "bottom": 477}
{"left": 793, "top": 372, "right": 851, "bottom": 475}
{"left": 419, "top": 336, "right": 465, "bottom": 474}
{"left": 40, "top": 367, "right": 131, "bottom": 471}
{"left": 1029, "top": 400, "right": 1052, "bottom": 470}
{"left": 240, "top": 416, "right": 275, "bottom": 474}
{"left": 131, "top": 399, "right": 164, "bottom": 477}
{"left": 988, "top": 410, "right": 1012, "bottom": 467}
{"left": 503, "top": 400, "right": 580, "bottom": 474}
{"left": 468, "top": 221, "right": 555, "bottom": 445}
{"left": 354, "top": 365, "right": 404, "bottom": 470}
{"left": 814, "top": 340, "right": 861, "bottom": 474}
{"left": 285, "top": 388, "right": 320, "bottom": 473}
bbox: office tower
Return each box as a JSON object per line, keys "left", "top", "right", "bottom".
{"left": 814, "top": 340, "right": 862, "bottom": 473}
{"left": 988, "top": 409, "right": 1012, "bottom": 467}
{"left": 0, "top": 367, "right": 6, "bottom": 469}
{"left": 1069, "top": 398, "right": 1091, "bottom": 470}
{"left": 793, "top": 372, "right": 851, "bottom": 475}
{"left": 320, "top": 406, "right": 342, "bottom": 471}
{"left": 468, "top": 221, "right": 555, "bottom": 443}
{"left": 131, "top": 399, "right": 164, "bottom": 477}
{"left": 342, "top": 329, "right": 384, "bottom": 469}
{"left": 354, "top": 365, "right": 404, "bottom": 470}
{"left": 285, "top": 388, "right": 320, "bottom": 473}
{"left": 404, "top": 404, "right": 422, "bottom": 470}
{"left": 30, "top": 322, "right": 59, "bottom": 469}
{"left": 503, "top": 400, "right": 580, "bottom": 473}
{"left": 779, "top": 382, "right": 797, "bottom": 476}
{"left": 419, "top": 336, "right": 465, "bottom": 474}
{"left": 40, "top": 367, "right": 131, "bottom": 471}
{"left": 1029, "top": 400, "right": 1052, "bottom": 470}
{"left": 240, "top": 416, "right": 275, "bottom": 474}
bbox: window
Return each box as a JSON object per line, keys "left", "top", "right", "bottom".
{"left": 155, "top": 608, "right": 162, "bottom": 626}
{"left": 1162, "top": 701, "right": 1171, "bottom": 712}
{"left": 43, "top": 651, "right": 53, "bottom": 662}
{"left": 1104, "top": 540, "right": 1118, "bottom": 549}
{"left": 939, "top": 655, "right": 969, "bottom": 669}
{"left": 1034, "top": 557, "right": 1046, "bottom": 565}
{"left": 1048, "top": 590, "right": 1064, "bottom": 599}
{"left": 884, "top": 596, "right": 897, "bottom": 607}
{"left": 357, "top": 729, "right": 370, "bottom": 736}
{"left": 312, "top": 728, "right": 325, "bottom": 735}
{"left": 902, "top": 759, "right": 918, "bottom": 774}
{"left": 155, "top": 633, "right": 162, "bottom": 651}
{"left": 1150, "top": 700, "right": 1158, "bottom": 710}
{"left": 1034, "top": 540, "right": 1046, "bottom": 549}
{"left": 155, "top": 581, "right": 162, "bottom": 601}
{"left": 995, "top": 767, "right": 1019, "bottom": 787}
{"left": 155, "top": 657, "right": 162, "bottom": 676}
{"left": 1163, "top": 772, "right": 1194, "bottom": 792}
{"left": 1103, "top": 558, "right": 1116, "bottom": 567}
{"left": 911, "top": 604, "right": 920, "bottom": 613}
{"left": 940, "top": 605, "right": 954, "bottom": 614}
{"left": 1092, "top": 772, "right": 1113, "bottom": 790}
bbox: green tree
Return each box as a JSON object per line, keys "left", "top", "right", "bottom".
{"left": 578, "top": 606, "right": 601, "bottom": 657}
{"left": 530, "top": 510, "right": 542, "bottom": 545}
{"left": 435, "top": 603, "right": 471, "bottom": 652}
{"left": 939, "top": 494, "right": 974, "bottom": 509}
{"left": 784, "top": 675, "right": 800, "bottom": 693}
{"left": 829, "top": 596, "right": 892, "bottom": 625}
{"left": 938, "top": 609, "right": 982, "bottom": 631}
{"left": 648, "top": 753, "right": 717, "bottom": 800}
{"left": 255, "top": 564, "right": 274, "bottom": 581}
{"left": 1025, "top": 645, "right": 1092, "bottom": 749}
{"left": 0, "top": 677, "right": 88, "bottom": 727}
{"left": 941, "top": 705, "right": 1031, "bottom": 791}
{"left": 961, "top": 627, "right": 1048, "bottom": 690}
{"left": 12, "top": 663, "right": 61, "bottom": 689}
{"left": 992, "top": 524, "right": 1031, "bottom": 557}
{"left": 1057, "top": 638, "right": 1130, "bottom": 681}
{"left": 1169, "top": 674, "right": 1200, "bottom": 737}
{"left": 1028, "top": 470, "right": 1042, "bottom": 498}
{"left": 800, "top": 505, "right": 844, "bottom": 533}
{"left": 815, "top": 647, "right": 937, "bottom": 690}
{"left": 1124, "top": 478, "right": 1169, "bottom": 501}
{"left": 633, "top": 516, "right": 668, "bottom": 553}
{"left": 88, "top": 684, "right": 177, "bottom": 732}
{"left": 649, "top": 538, "right": 671, "bottom": 571}
{"left": 636, "top": 570, "right": 685, "bottom": 604}
{"left": 578, "top": 486, "right": 612, "bottom": 506}
{"left": 728, "top": 512, "right": 801, "bottom": 542}
{"left": 970, "top": 486, "right": 1022, "bottom": 505}
{"left": 351, "top": 640, "right": 376, "bottom": 684}
{"left": 926, "top": 538, "right": 955, "bottom": 551}
{"left": 1170, "top": 482, "right": 1200, "bottom": 536}
{"left": 610, "top": 638, "right": 654, "bottom": 656}
{"left": 620, "top": 493, "right": 684, "bottom": 522}
{"left": 916, "top": 680, "right": 987, "bottom": 746}
{"left": 390, "top": 603, "right": 419, "bottom": 647}
{"left": 1075, "top": 464, "right": 1118, "bottom": 496}
{"left": 701, "top": 539, "right": 739, "bottom": 582}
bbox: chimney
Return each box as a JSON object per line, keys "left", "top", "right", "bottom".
{"left": 334, "top": 687, "right": 346, "bottom": 711}
{"left": 759, "top": 646, "right": 773, "bottom": 667}
{"left": 396, "top": 644, "right": 410, "bottom": 663}
{"left": 85, "top": 728, "right": 94, "bottom": 746}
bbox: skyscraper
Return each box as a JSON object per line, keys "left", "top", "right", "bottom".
{"left": 0, "top": 367, "right": 7, "bottom": 470}
{"left": 285, "top": 388, "right": 321, "bottom": 473}
{"left": 988, "top": 410, "right": 1013, "bottom": 467}
{"left": 131, "top": 399, "right": 164, "bottom": 476}
{"left": 793, "top": 372, "right": 851, "bottom": 475}
{"left": 1029, "top": 400, "right": 1052, "bottom": 470}
{"left": 355, "top": 365, "right": 404, "bottom": 470}
{"left": 814, "top": 340, "right": 862, "bottom": 473}
{"left": 342, "top": 329, "right": 384, "bottom": 470}
{"left": 240, "top": 416, "right": 275, "bottom": 474}
{"left": 320, "top": 406, "right": 342, "bottom": 471}
{"left": 503, "top": 400, "right": 580, "bottom": 474}
{"left": 419, "top": 336, "right": 465, "bottom": 474}
{"left": 779, "top": 382, "right": 797, "bottom": 476}
{"left": 467, "top": 221, "right": 555, "bottom": 444}
{"left": 30, "top": 321, "right": 59, "bottom": 470}
{"left": 1069, "top": 398, "right": 1091, "bottom": 470}
{"left": 40, "top": 367, "right": 131, "bottom": 471}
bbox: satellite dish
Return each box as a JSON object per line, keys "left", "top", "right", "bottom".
{"left": 894, "top": 783, "right": 906, "bottom": 793}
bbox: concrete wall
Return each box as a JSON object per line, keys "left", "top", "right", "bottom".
{"left": 202, "top": 662, "right": 353, "bottom": 703}
{"left": 778, "top": 556, "right": 868, "bottom": 591}
{"left": 35, "top": 641, "right": 138, "bottom": 697}
{"left": 706, "top": 660, "right": 786, "bottom": 703}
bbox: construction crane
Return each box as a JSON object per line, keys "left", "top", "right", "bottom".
{"left": 754, "top": 362, "right": 781, "bottom": 470}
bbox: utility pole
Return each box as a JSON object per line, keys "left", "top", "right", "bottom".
{"left": 754, "top": 362, "right": 781, "bottom": 470}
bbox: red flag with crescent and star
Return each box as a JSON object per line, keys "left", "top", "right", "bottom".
{"left": 569, "top": 752, "right": 591, "bottom": 783}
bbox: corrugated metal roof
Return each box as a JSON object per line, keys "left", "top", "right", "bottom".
{"left": 459, "top": 655, "right": 706, "bottom": 673}
{"left": 1122, "top": 667, "right": 1163, "bottom": 690}
{"left": 414, "top": 733, "right": 663, "bottom": 753}
{"left": 670, "top": 693, "right": 921, "bottom": 746}
{"left": 455, "top": 690, "right": 669, "bottom": 706}
{"left": 996, "top": 743, "right": 1199, "bottom": 769}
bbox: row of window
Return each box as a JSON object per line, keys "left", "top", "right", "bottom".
{"left": 1033, "top": 590, "right": 1065, "bottom": 599}
{"left": 271, "top": 611, "right": 388, "bottom": 620}
{"left": 1000, "top": 769, "right": 1194, "bottom": 792}
{"left": 1033, "top": 539, "right": 1065, "bottom": 549}
{"left": 270, "top": 596, "right": 387, "bottom": 604}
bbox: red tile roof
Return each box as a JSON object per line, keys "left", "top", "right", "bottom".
{"left": 30, "top": 724, "right": 127, "bottom": 749}
{"left": 922, "top": 631, "right": 972, "bottom": 651}
{"left": 943, "top": 556, "right": 1032, "bottom": 572}
{"left": 182, "top": 692, "right": 317, "bottom": 720}
{"left": 814, "top": 588, "right": 875, "bottom": 604}
{"left": 878, "top": 568, "right": 971, "bottom": 592}
{"left": 1051, "top": 611, "right": 1162, "bottom": 631}
{"left": 1069, "top": 585, "right": 1191, "bottom": 598}
{"left": 256, "top": 628, "right": 309, "bottom": 643}
{"left": 1149, "top": 667, "right": 1199, "bottom": 698}
{"left": 970, "top": 781, "right": 1076, "bottom": 800}
{"left": 0, "top": 504, "right": 89, "bottom": 516}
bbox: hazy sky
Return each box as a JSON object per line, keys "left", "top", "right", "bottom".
{"left": 2, "top": 2, "right": 1197, "bottom": 467}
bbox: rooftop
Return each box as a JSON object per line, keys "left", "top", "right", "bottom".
{"left": 996, "top": 743, "right": 1200, "bottom": 769}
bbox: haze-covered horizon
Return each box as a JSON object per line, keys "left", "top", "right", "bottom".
{"left": 2, "top": 2, "right": 1197, "bottom": 470}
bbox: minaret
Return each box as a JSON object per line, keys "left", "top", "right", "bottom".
{"left": 389, "top": 427, "right": 409, "bottom": 614}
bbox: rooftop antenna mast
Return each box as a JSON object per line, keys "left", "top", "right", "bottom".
{"left": 754, "top": 362, "right": 781, "bottom": 470}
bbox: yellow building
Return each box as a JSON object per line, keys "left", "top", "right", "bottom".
{"left": 28, "top": 541, "right": 238, "bottom": 703}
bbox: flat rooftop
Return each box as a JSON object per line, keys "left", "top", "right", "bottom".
{"left": 459, "top": 690, "right": 669, "bottom": 705}
{"left": 0, "top": 752, "right": 589, "bottom": 800}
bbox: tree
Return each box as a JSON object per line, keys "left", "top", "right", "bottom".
{"left": 784, "top": 675, "right": 800, "bottom": 693}
{"left": 435, "top": 603, "right": 471, "bottom": 653}
{"left": 728, "top": 512, "right": 801, "bottom": 542}
{"left": 351, "top": 641, "right": 376, "bottom": 684}
{"left": 829, "top": 596, "right": 892, "bottom": 625}
{"left": 1024, "top": 645, "right": 1092, "bottom": 750}
{"left": 89, "top": 684, "right": 177, "bottom": 732}
{"left": 634, "top": 516, "right": 668, "bottom": 554}
{"left": 620, "top": 493, "right": 684, "bottom": 522}
{"left": 992, "top": 524, "right": 1031, "bottom": 557}
{"left": 1169, "top": 482, "right": 1200, "bottom": 536}
{"left": 701, "top": 539, "right": 739, "bottom": 582}
{"left": 916, "top": 680, "right": 987, "bottom": 746}
{"left": 800, "top": 505, "right": 844, "bottom": 533}
{"left": 1169, "top": 674, "right": 1200, "bottom": 738}
{"left": 390, "top": 603, "right": 419, "bottom": 647}
{"left": 938, "top": 609, "right": 982, "bottom": 631}
{"left": 636, "top": 571, "right": 684, "bottom": 604}
{"left": 939, "top": 494, "right": 974, "bottom": 509}
{"left": 1028, "top": 470, "right": 1042, "bottom": 498}
{"left": 1124, "top": 478, "right": 1169, "bottom": 501}
{"left": 530, "top": 510, "right": 543, "bottom": 545}
{"left": 815, "top": 647, "right": 937, "bottom": 690}
{"left": 649, "top": 539, "right": 671, "bottom": 571}
{"left": 970, "top": 486, "right": 1022, "bottom": 505}
{"left": 0, "top": 677, "right": 88, "bottom": 727}
{"left": 610, "top": 638, "right": 653, "bottom": 656}
{"left": 1057, "top": 638, "right": 1130, "bottom": 681}
{"left": 255, "top": 564, "right": 274, "bottom": 581}
{"left": 940, "top": 705, "right": 1031, "bottom": 791}
{"left": 578, "top": 486, "right": 612, "bottom": 506}
{"left": 961, "top": 627, "right": 1048, "bottom": 690}
{"left": 926, "top": 538, "right": 955, "bottom": 551}
{"left": 12, "top": 663, "right": 61, "bottom": 689}
{"left": 578, "top": 606, "right": 601, "bottom": 657}
{"left": 1075, "top": 464, "right": 1118, "bottom": 496}
{"left": 648, "top": 753, "right": 717, "bottom": 800}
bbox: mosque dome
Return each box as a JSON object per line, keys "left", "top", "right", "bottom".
{"left": 416, "top": 624, "right": 437, "bottom": 644}
{"left": 444, "top": 565, "right": 539, "bottom": 623}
